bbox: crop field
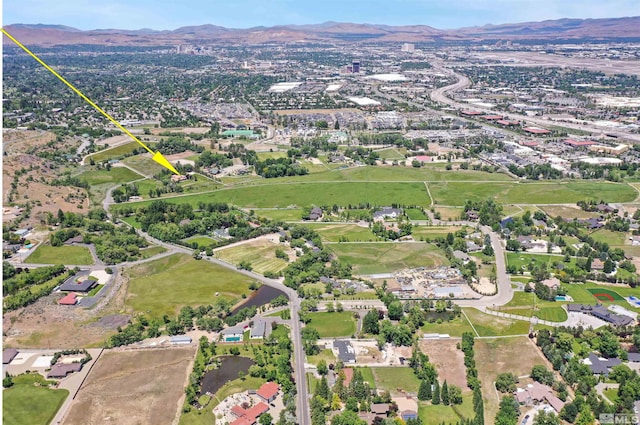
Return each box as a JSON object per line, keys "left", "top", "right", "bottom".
{"left": 121, "top": 181, "right": 432, "bottom": 209}
{"left": 306, "top": 311, "right": 357, "bottom": 337}
{"left": 2, "top": 373, "right": 69, "bottom": 425}
{"left": 475, "top": 337, "right": 549, "bottom": 423}
{"left": 125, "top": 253, "right": 257, "bottom": 317}
{"left": 254, "top": 208, "right": 303, "bottom": 221}
{"left": 329, "top": 242, "right": 449, "bottom": 275}
{"left": 216, "top": 238, "right": 290, "bottom": 274}
{"left": 323, "top": 165, "right": 514, "bottom": 183}
{"left": 302, "top": 223, "right": 379, "bottom": 242}
{"left": 65, "top": 348, "right": 195, "bottom": 425}
{"left": 428, "top": 181, "right": 636, "bottom": 206}
{"left": 26, "top": 244, "right": 94, "bottom": 265}
{"left": 79, "top": 167, "right": 142, "bottom": 186}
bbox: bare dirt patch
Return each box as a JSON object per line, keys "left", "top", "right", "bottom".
{"left": 419, "top": 339, "right": 467, "bottom": 388}
{"left": 475, "top": 336, "right": 551, "bottom": 423}
{"left": 63, "top": 347, "right": 195, "bottom": 425}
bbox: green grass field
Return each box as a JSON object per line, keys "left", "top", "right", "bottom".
{"left": 428, "top": 181, "right": 636, "bottom": 206}
{"left": 490, "top": 291, "right": 568, "bottom": 322}
{"left": 420, "top": 315, "right": 475, "bottom": 336}
{"left": 506, "top": 253, "right": 577, "bottom": 272}
{"left": 2, "top": 373, "right": 69, "bottom": 425}
{"left": 463, "top": 308, "right": 531, "bottom": 336}
{"left": 26, "top": 244, "right": 94, "bottom": 265}
{"left": 122, "top": 154, "right": 166, "bottom": 176}
{"left": 370, "top": 367, "right": 421, "bottom": 394}
{"left": 306, "top": 311, "right": 356, "bottom": 338}
{"left": 412, "top": 226, "right": 468, "bottom": 240}
{"left": 254, "top": 209, "right": 303, "bottom": 221}
{"left": 79, "top": 167, "right": 143, "bottom": 186}
{"left": 376, "top": 148, "right": 405, "bottom": 160}
{"left": 588, "top": 229, "right": 627, "bottom": 247}
{"left": 405, "top": 208, "right": 430, "bottom": 220}
{"left": 586, "top": 288, "right": 625, "bottom": 301}
{"left": 139, "top": 246, "right": 167, "bottom": 259}
{"left": 356, "top": 367, "right": 376, "bottom": 388}
{"left": 88, "top": 142, "right": 156, "bottom": 163}
{"left": 329, "top": 242, "right": 449, "bottom": 275}
{"left": 126, "top": 254, "right": 256, "bottom": 318}
{"left": 256, "top": 151, "right": 287, "bottom": 160}
{"left": 419, "top": 393, "right": 475, "bottom": 425}
{"left": 564, "top": 283, "right": 638, "bottom": 312}
{"left": 182, "top": 235, "right": 217, "bottom": 248}
{"left": 302, "top": 223, "right": 379, "bottom": 242}
{"left": 216, "top": 239, "right": 290, "bottom": 274}
{"left": 307, "top": 349, "right": 337, "bottom": 366}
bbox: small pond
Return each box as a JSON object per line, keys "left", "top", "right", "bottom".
{"left": 231, "top": 285, "right": 287, "bottom": 315}
{"left": 200, "top": 356, "right": 254, "bottom": 396}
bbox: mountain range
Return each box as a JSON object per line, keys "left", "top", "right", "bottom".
{"left": 4, "top": 16, "right": 640, "bottom": 46}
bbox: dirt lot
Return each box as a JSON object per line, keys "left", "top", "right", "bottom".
{"left": 3, "top": 272, "right": 130, "bottom": 349}
{"left": 419, "top": 339, "right": 467, "bottom": 389}
{"left": 475, "top": 336, "right": 551, "bottom": 424}
{"left": 63, "top": 347, "right": 195, "bottom": 425}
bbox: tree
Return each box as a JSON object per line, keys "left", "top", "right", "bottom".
{"left": 317, "top": 359, "right": 328, "bottom": 376}
{"left": 495, "top": 373, "right": 518, "bottom": 393}
{"left": 575, "top": 404, "right": 595, "bottom": 425}
{"left": 448, "top": 385, "right": 463, "bottom": 405}
{"left": 346, "top": 396, "right": 359, "bottom": 412}
{"left": 315, "top": 376, "right": 331, "bottom": 401}
{"left": 531, "top": 365, "right": 554, "bottom": 386}
{"left": 2, "top": 374, "right": 13, "bottom": 388}
{"left": 331, "top": 410, "right": 366, "bottom": 425}
{"left": 495, "top": 395, "right": 520, "bottom": 425}
{"left": 388, "top": 301, "right": 403, "bottom": 320}
{"left": 442, "top": 380, "right": 449, "bottom": 405}
{"left": 532, "top": 411, "right": 561, "bottom": 425}
{"left": 331, "top": 393, "right": 342, "bottom": 410}
{"left": 432, "top": 380, "right": 441, "bottom": 405}
{"left": 598, "top": 329, "right": 620, "bottom": 358}
{"left": 363, "top": 310, "right": 380, "bottom": 334}
{"left": 260, "top": 413, "right": 273, "bottom": 425}
{"left": 418, "top": 379, "right": 431, "bottom": 401}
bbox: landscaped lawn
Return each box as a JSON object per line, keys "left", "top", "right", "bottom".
{"left": 405, "top": 208, "right": 430, "bottom": 220}
{"left": 306, "top": 312, "right": 356, "bottom": 338}
{"left": 182, "top": 235, "right": 217, "bottom": 249}
{"left": 418, "top": 392, "right": 475, "bottom": 425}
{"left": 3, "top": 373, "right": 69, "bottom": 425}
{"left": 139, "top": 246, "right": 167, "bottom": 259}
{"left": 370, "top": 367, "right": 421, "bottom": 394}
{"left": 302, "top": 223, "right": 379, "bottom": 242}
{"left": 506, "top": 253, "right": 577, "bottom": 272}
{"left": 412, "top": 226, "right": 469, "bottom": 240}
{"left": 254, "top": 208, "right": 304, "bottom": 221}
{"left": 376, "top": 148, "right": 405, "bottom": 160}
{"left": 216, "top": 239, "right": 290, "bottom": 274}
{"left": 125, "top": 254, "right": 257, "bottom": 318}
{"left": 355, "top": 367, "right": 376, "bottom": 388}
{"left": 329, "top": 242, "right": 449, "bottom": 275}
{"left": 26, "top": 244, "right": 94, "bottom": 265}
{"left": 588, "top": 229, "right": 627, "bottom": 247}
{"left": 488, "top": 291, "right": 568, "bottom": 322}
{"left": 307, "top": 349, "right": 336, "bottom": 366}
{"left": 564, "top": 282, "right": 640, "bottom": 313}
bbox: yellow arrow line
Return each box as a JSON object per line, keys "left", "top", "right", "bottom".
{"left": 2, "top": 28, "right": 180, "bottom": 174}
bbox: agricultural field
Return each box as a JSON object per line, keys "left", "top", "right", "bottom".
{"left": 25, "top": 244, "right": 94, "bottom": 265}
{"left": 65, "top": 348, "right": 195, "bottom": 425}
{"left": 306, "top": 311, "right": 357, "bottom": 338}
{"left": 2, "top": 373, "right": 69, "bottom": 425}
{"left": 475, "top": 337, "right": 550, "bottom": 422}
{"left": 433, "top": 207, "right": 464, "bottom": 221}
{"left": 302, "top": 223, "right": 379, "bottom": 242}
{"left": 329, "top": 242, "right": 449, "bottom": 275}
{"left": 215, "top": 237, "right": 291, "bottom": 274}
{"left": 125, "top": 253, "right": 257, "bottom": 318}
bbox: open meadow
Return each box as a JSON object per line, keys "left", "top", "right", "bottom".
{"left": 64, "top": 348, "right": 195, "bottom": 425}
{"left": 216, "top": 238, "right": 291, "bottom": 274}
{"left": 302, "top": 223, "right": 379, "bottom": 242}
{"left": 26, "top": 244, "right": 94, "bottom": 265}
{"left": 306, "top": 311, "right": 357, "bottom": 337}
{"left": 125, "top": 253, "right": 257, "bottom": 317}
{"left": 329, "top": 242, "right": 449, "bottom": 275}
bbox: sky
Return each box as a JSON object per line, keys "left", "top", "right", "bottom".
{"left": 3, "top": 0, "right": 640, "bottom": 31}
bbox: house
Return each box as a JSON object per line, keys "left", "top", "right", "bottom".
{"left": 257, "top": 381, "right": 279, "bottom": 403}
{"left": 567, "top": 304, "right": 634, "bottom": 327}
{"left": 373, "top": 207, "right": 403, "bottom": 221}
{"left": 47, "top": 362, "right": 83, "bottom": 379}
{"left": 466, "top": 210, "right": 479, "bottom": 221}
{"left": 170, "top": 335, "right": 192, "bottom": 345}
{"left": 213, "top": 228, "right": 231, "bottom": 239}
{"left": 370, "top": 403, "right": 389, "bottom": 416}
{"left": 171, "top": 174, "right": 187, "bottom": 182}
{"left": 230, "top": 401, "right": 270, "bottom": 425}
{"left": 540, "top": 277, "right": 560, "bottom": 290}
{"left": 222, "top": 325, "right": 244, "bottom": 342}
{"left": 466, "top": 241, "right": 481, "bottom": 252}
{"left": 308, "top": 207, "right": 323, "bottom": 221}
{"left": 591, "top": 259, "right": 605, "bottom": 271}
{"left": 579, "top": 218, "right": 603, "bottom": 230}
{"left": 452, "top": 250, "right": 470, "bottom": 262}
{"left": 596, "top": 204, "right": 615, "bottom": 214}
{"left": 514, "top": 382, "right": 565, "bottom": 413}
{"left": 59, "top": 275, "right": 98, "bottom": 293}
{"left": 334, "top": 340, "right": 356, "bottom": 364}
{"left": 64, "top": 235, "right": 84, "bottom": 245}
{"left": 627, "top": 353, "right": 640, "bottom": 363}
{"left": 250, "top": 320, "right": 266, "bottom": 339}
{"left": 583, "top": 352, "right": 621, "bottom": 376}
{"left": 58, "top": 292, "right": 78, "bottom": 305}
{"left": 500, "top": 217, "right": 514, "bottom": 229}
{"left": 3, "top": 348, "right": 18, "bottom": 364}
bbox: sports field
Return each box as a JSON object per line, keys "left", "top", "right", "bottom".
{"left": 125, "top": 253, "right": 257, "bottom": 317}
{"left": 329, "top": 242, "right": 449, "bottom": 275}
{"left": 586, "top": 288, "right": 624, "bottom": 301}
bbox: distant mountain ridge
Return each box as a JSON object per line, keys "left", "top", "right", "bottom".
{"left": 3, "top": 16, "right": 640, "bottom": 46}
